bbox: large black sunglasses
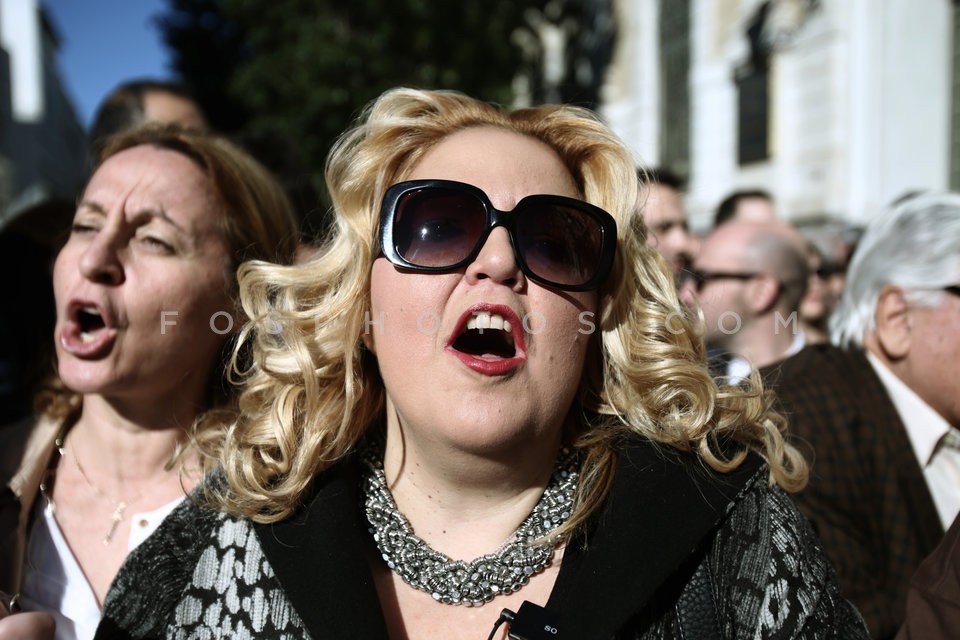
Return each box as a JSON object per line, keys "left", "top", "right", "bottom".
{"left": 379, "top": 179, "right": 617, "bottom": 291}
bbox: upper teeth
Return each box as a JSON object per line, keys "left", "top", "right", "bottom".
{"left": 467, "top": 312, "right": 512, "bottom": 333}
{"left": 79, "top": 305, "right": 102, "bottom": 321}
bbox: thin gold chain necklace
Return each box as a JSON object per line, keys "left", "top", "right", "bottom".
{"left": 55, "top": 436, "right": 145, "bottom": 546}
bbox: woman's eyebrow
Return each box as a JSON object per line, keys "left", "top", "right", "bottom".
{"left": 130, "top": 207, "right": 185, "bottom": 233}
{"left": 76, "top": 198, "right": 186, "bottom": 233}
{"left": 76, "top": 199, "right": 106, "bottom": 215}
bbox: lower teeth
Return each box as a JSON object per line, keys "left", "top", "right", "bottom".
{"left": 80, "top": 332, "right": 94, "bottom": 344}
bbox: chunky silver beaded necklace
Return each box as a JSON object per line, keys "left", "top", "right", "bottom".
{"left": 362, "top": 446, "right": 579, "bottom": 607}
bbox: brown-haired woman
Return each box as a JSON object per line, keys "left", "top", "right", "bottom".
{"left": 0, "top": 124, "right": 299, "bottom": 639}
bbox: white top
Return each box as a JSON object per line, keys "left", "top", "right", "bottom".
{"left": 19, "top": 494, "right": 184, "bottom": 640}
{"left": 867, "top": 351, "right": 960, "bottom": 528}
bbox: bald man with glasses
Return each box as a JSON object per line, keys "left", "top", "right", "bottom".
{"left": 680, "top": 220, "right": 811, "bottom": 383}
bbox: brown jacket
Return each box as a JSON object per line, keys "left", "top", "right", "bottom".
{"left": 0, "top": 414, "right": 64, "bottom": 597}
{"left": 896, "top": 513, "right": 960, "bottom": 640}
{"left": 763, "top": 344, "right": 944, "bottom": 640}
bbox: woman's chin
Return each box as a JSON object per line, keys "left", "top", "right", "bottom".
{"left": 56, "top": 363, "right": 118, "bottom": 396}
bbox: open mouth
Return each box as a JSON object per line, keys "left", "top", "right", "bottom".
{"left": 59, "top": 299, "right": 118, "bottom": 358}
{"left": 451, "top": 311, "right": 516, "bottom": 358}
{"left": 75, "top": 306, "right": 107, "bottom": 342}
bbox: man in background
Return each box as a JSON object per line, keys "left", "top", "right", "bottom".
{"left": 714, "top": 188, "right": 777, "bottom": 227}
{"left": 89, "top": 78, "right": 207, "bottom": 158}
{"left": 681, "top": 220, "right": 809, "bottom": 382}
{"left": 636, "top": 167, "right": 699, "bottom": 283}
{"left": 767, "top": 192, "right": 960, "bottom": 639}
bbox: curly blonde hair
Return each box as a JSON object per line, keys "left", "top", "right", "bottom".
{"left": 201, "top": 88, "right": 807, "bottom": 527}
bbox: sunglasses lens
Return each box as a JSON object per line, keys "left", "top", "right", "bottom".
{"left": 394, "top": 189, "right": 487, "bottom": 268}
{"left": 515, "top": 202, "right": 602, "bottom": 287}
{"left": 385, "top": 181, "right": 613, "bottom": 290}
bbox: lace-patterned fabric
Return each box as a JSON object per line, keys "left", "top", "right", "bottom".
{"left": 617, "top": 474, "right": 867, "bottom": 639}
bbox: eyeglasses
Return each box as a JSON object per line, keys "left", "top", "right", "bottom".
{"left": 813, "top": 264, "right": 843, "bottom": 280}
{"left": 686, "top": 269, "right": 759, "bottom": 292}
{"left": 815, "top": 264, "right": 844, "bottom": 279}
{"left": 379, "top": 179, "right": 618, "bottom": 291}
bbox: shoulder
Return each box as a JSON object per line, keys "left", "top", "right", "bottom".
{"left": 0, "top": 414, "right": 61, "bottom": 541}
{"left": 709, "top": 476, "right": 869, "bottom": 638}
{"left": 768, "top": 345, "right": 893, "bottom": 447}
{"left": 0, "top": 414, "right": 59, "bottom": 491}
{"left": 611, "top": 436, "right": 765, "bottom": 523}
{"left": 615, "top": 434, "right": 763, "bottom": 478}
{"left": 588, "top": 444, "right": 868, "bottom": 638}
{"left": 765, "top": 344, "right": 869, "bottom": 393}
{"left": 102, "top": 489, "right": 224, "bottom": 592}
{"left": 714, "top": 473, "right": 819, "bottom": 564}
{"left": 100, "top": 477, "right": 309, "bottom": 638}
{"left": 99, "top": 481, "right": 233, "bottom": 637}
{"left": 0, "top": 414, "right": 61, "bottom": 595}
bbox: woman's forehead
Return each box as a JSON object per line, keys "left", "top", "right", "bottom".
{"left": 405, "top": 128, "right": 579, "bottom": 206}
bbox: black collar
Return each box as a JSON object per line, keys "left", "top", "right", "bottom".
{"left": 254, "top": 458, "right": 386, "bottom": 637}
{"left": 546, "top": 439, "right": 762, "bottom": 638}
{"left": 256, "top": 438, "right": 762, "bottom": 639}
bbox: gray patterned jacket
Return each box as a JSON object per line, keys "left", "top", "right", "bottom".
{"left": 95, "top": 439, "right": 869, "bottom": 639}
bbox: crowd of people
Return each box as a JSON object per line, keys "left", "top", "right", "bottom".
{"left": 640, "top": 172, "right": 960, "bottom": 640}
{"left": 0, "top": 77, "right": 956, "bottom": 640}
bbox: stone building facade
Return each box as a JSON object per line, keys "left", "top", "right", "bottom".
{"left": 601, "top": 0, "right": 956, "bottom": 230}
{"left": 0, "top": 0, "right": 87, "bottom": 235}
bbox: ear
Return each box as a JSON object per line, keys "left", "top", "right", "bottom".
{"left": 873, "top": 285, "right": 912, "bottom": 359}
{"left": 678, "top": 276, "right": 699, "bottom": 309}
{"left": 746, "top": 274, "right": 781, "bottom": 313}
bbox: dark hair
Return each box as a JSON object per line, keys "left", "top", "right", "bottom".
{"left": 714, "top": 188, "right": 773, "bottom": 227}
{"left": 641, "top": 166, "right": 686, "bottom": 191}
{"left": 89, "top": 79, "right": 203, "bottom": 157}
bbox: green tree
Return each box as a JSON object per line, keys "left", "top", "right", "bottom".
{"left": 157, "top": 0, "right": 615, "bottom": 235}
{"left": 157, "top": 0, "right": 250, "bottom": 133}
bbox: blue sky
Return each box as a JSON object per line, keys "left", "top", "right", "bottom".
{"left": 44, "top": 0, "right": 174, "bottom": 129}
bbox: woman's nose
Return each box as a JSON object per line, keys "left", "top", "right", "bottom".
{"left": 464, "top": 227, "right": 525, "bottom": 289}
{"left": 78, "top": 232, "right": 125, "bottom": 285}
